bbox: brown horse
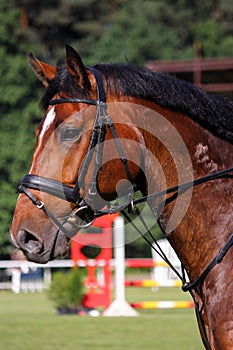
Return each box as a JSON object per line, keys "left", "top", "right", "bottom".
{"left": 10, "top": 46, "right": 233, "bottom": 349}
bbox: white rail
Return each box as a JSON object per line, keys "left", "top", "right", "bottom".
{"left": 0, "top": 259, "right": 114, "bottom": 293}
{"left": 0, "top": 260, "right": 74, "bottom": 293}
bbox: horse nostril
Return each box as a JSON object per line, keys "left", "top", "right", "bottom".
{"left": 17, "top": 230, "right": 43, "bottom": 254}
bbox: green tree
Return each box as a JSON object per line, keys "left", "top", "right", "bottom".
{"left": 0, "top": 1, "right": 42, "bottom": 257}
{"left": 17, "top": 0, "right": 124, "bottom": 64}
{"left": 92, "top": 0, "right": 233, "bottom": 64}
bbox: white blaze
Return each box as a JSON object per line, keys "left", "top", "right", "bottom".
{"left": 29, "top": 107, "right": 56, "bottom": 173}
{"left": 39, "top": 107, "right": 56, "bottom": 141}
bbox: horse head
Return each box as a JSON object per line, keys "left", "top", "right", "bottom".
{"left": 10, "top": 46, "right": 145, "bottom": 263}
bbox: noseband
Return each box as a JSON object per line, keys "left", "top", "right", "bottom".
{"left": 18, "top": 67, "right": 134, "bottom": 232}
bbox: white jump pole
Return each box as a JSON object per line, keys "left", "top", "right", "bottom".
{"left": 103, "top": 216, "right": 138, "bottom": 316}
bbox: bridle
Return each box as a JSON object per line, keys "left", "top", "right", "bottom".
{"left": 18, "top": 67, "right": 134, "bottom": 233}
{"left": 18, "top": 66, "right": 233, "bottom": 350}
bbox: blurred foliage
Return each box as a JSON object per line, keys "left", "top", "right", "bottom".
{"left": 0, "top": 0, "right": 232, "bottom": 257}
{"left": 0, "top": 1, "right": 42, "bottom": 257}
{"left": 92, "top": 0, "right": 233, "bottom": 64}
{"left": 47, "top": 268, "right": 85, "bottom": 308}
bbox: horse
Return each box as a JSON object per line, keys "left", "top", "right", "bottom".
{"left": 10, "top": 45, "right": 233, "bottom": 349}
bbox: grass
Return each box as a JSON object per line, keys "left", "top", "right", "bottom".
{"left": 0, "top": 288, "right": 204, "bottom": 350}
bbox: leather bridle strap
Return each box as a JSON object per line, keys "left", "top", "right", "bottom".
{"left": 76, "top": 67, "right": 134, "bottom": 198}
{"left": 182, "top": 231, "right": 233, "bottom": 292}
{"left": 75, "top": 67, "right": 107, "bottom": 196}
{"left": 49, "top": 97, "right": 97, "bottom": 106}
{"left": 133, "top": 166, "right": 233, "bottom": 206}
{"left": 18, "top": 185, "right": 73, "bottom": 238}
{"left": 20, "top": 174, "right": 80, "bottom": 203}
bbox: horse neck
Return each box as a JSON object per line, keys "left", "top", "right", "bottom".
{"left": 139, "top": 103, "right": 233, "bottom": 280}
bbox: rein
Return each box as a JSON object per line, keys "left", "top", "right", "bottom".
{"left": 18, "top": 66, "right": 233, "bottom": 350}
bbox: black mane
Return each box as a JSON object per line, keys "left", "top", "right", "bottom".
{"left": 41, "top": 60, "right": 233, "bottom": 143}
{"left": 94, "top": 63, "right": 233, "bottom": 143}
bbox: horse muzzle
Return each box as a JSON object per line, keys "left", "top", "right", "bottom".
{"left": 12, "top": 228, "right": 69, "bottom": 264}
{"left": 17, "top": 174, "right": 96, "bottom": 237}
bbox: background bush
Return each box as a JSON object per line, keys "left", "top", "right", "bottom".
{"left": 47, "top": 268, "right": 85, "bottom": 309}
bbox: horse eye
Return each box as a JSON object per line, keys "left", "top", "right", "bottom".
{"left": 60, "top": 128, "right": 81, "bottom": 141}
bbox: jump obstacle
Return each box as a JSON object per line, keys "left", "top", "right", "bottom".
{"left": 71, "top": 216, "right": 193, "bottom": 313}
{"left": 71, "top": 214, "right": 118, "bottom": 309}
{"left": 125, "top": 279, "right": 182, "bottom": 287}
{"left": 131, "top": 301, "right": 194, "bottom": 309}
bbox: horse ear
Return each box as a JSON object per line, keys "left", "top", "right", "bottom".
{"left": 66, "top": 45, "right": 91, "bottom": 90}
{"left": 27, "top": 52, "right": 56, "bottom": 87}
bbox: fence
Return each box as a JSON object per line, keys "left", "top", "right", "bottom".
{"left": 0, "top": 260, "right": 73, "bottom": 293}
